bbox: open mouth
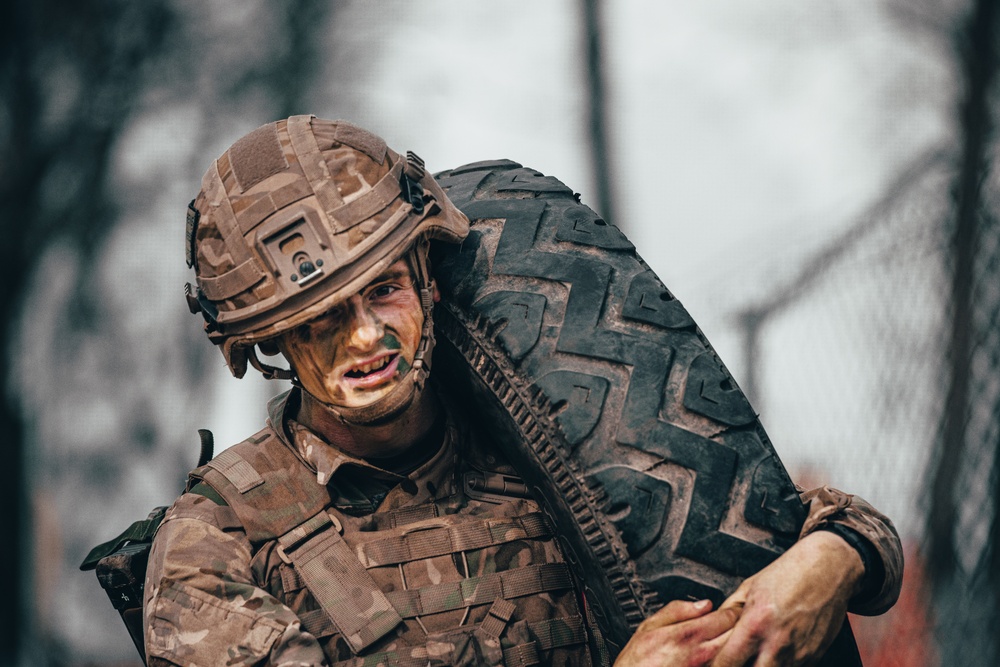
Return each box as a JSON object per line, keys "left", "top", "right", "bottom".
{"left": 344, "top": 353, "right": 400, "bottom": 382}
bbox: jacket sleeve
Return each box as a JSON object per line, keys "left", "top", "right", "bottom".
{"left": 144, "top": 493, "right": 330, "bottom": 667}
{"left": 797, "top": 486, "right": 904, "bottom": 616}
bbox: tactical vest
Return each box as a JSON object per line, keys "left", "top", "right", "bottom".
{"left": 187, "top": 422, "right": 607, "bottom": 666}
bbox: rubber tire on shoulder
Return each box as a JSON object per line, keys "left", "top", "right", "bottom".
{"left": 431, "top": 161, "right": 862, "bottom": 665}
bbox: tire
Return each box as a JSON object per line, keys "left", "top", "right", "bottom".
{"left": 431, "top": 160, "right": 860, "bottom": 664}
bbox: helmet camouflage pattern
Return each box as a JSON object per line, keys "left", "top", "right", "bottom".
{"left": 184, "top": 115, "right": 469, "bottom": 380}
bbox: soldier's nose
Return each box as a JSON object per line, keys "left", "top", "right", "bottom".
{"left": 346, "top": 299, "right": 383, "bottom": 352}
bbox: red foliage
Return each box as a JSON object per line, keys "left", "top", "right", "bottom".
{"left": 851, "top": 543, "right": 937, "bottom": 667}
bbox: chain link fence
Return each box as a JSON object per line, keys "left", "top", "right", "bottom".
{"left": 730, "top": 141, "right": 998, "bottom": 665}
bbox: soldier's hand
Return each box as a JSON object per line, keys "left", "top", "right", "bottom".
{"left": 710, "top": 530, "right": 865, "bottom": 666}
{"left": 614, "top": 599, "right": 740, "bottom": 667}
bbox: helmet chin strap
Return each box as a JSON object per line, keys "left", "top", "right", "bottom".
{"left": 312, "top": 239, "right": 436, "bottom": 428}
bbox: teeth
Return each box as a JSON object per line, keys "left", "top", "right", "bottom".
{"left": 356, "top": 356, "right": 389, "bottom": 375}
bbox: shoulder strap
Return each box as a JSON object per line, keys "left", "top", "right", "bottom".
{"left": 188, "top": 427, "right": 329, "bottom": 544}
{"left": 276, "top": 511, "right": 403, "bottom": 652}
{"left": 190, "top": 426, "right": 403, "bottom": 654}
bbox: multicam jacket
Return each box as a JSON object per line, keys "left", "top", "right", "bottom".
{"left": 145, "top": 389, "right": 602, "bottom": 667}
{"left": 144, "top": 389, "right": 903, "bottom": 666}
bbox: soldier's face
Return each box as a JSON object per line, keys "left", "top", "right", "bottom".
{"left": 278, "top": 258, "right": 425, "bottom": 409}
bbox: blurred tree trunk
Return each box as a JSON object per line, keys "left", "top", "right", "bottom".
{"left": 0, "top": 2, "right": 177, "bottom": 663}
{"left": 254, "top": 0, "right": 333, "bottom": 119}
{"left": 0, "top": 0, "right": 339, "bottom": 661}
{"left": 581, "top": 0, "right": 620, "bottom": 231}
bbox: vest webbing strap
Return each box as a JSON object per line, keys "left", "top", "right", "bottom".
{"left": 583, "top": 592, "right": 612, "bottom": 667}
{"left": 278, "top": 511, "right": 402, "bottom": 653}
{"left": 502, "top": 641, "right": 539, "bottom": 667}
{"left": 326, "top": 615, "right": 588, "bottom": 667}
{"left": 478, "top": 599, "right": 517, "bottom": 640}
{"left": 503, "top": 615, "right": 588, "bottom": 667}
{"left": 298, "top": 562, "right": 574, "bottom": 637}
{"left": 359, "top": 512, "right": 551, "bottom": 567}
{"left": 388, "top": 562, "right": 573, "bottom": 618}
{"left": 386, "top": 502, "right": 439, "bottom": 528}
{"left": 329, "top": 651, "right": 432, "bottom": 667}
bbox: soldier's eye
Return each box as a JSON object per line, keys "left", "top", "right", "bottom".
{"left": 300, "top": 306, "right": 343, "bottom": 336}
{"left": 371, "top": 285, "right": 397, "bottom": 299}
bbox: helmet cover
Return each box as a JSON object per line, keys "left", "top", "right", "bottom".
{"left": 185, "top": 115, "right": 469, "bottom": 379}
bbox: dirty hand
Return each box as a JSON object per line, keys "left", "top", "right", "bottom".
{"left": 711, "top": 530, "right": 866, "bottom": 666}
{"left": 614, "top": 599, "right": 741, "bottom": 667}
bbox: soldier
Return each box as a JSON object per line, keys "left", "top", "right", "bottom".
{"left": 147, "top": 116, "right": 902, "bottom": 666}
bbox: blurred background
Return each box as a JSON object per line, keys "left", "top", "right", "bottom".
{"left": 2, "top": 0, "right": 997, "bottom": 665}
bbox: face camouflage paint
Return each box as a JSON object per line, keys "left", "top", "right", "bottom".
{"left": 278, "top": 259, "right": 424, "bottom": 410}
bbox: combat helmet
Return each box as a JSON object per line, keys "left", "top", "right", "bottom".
{"left": 185, "top": 115, "right": 469, "bottom": 423}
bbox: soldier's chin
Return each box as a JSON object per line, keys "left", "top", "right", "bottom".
{"left": 335, "top": 381, "right": 398, "bottom": 410}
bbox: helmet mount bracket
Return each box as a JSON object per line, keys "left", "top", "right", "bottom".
{"left": 257, "top": 205, "right": 336, "bottom": 293}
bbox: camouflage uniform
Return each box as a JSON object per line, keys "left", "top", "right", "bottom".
{"left": 143, "top": 387, "right": 902, "bottom": 667}
{"left": 145, "top": 387, "right": 602, "bottom": 667}
{"left": 799, "top": 485, "right": 903, "bottom": 616}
